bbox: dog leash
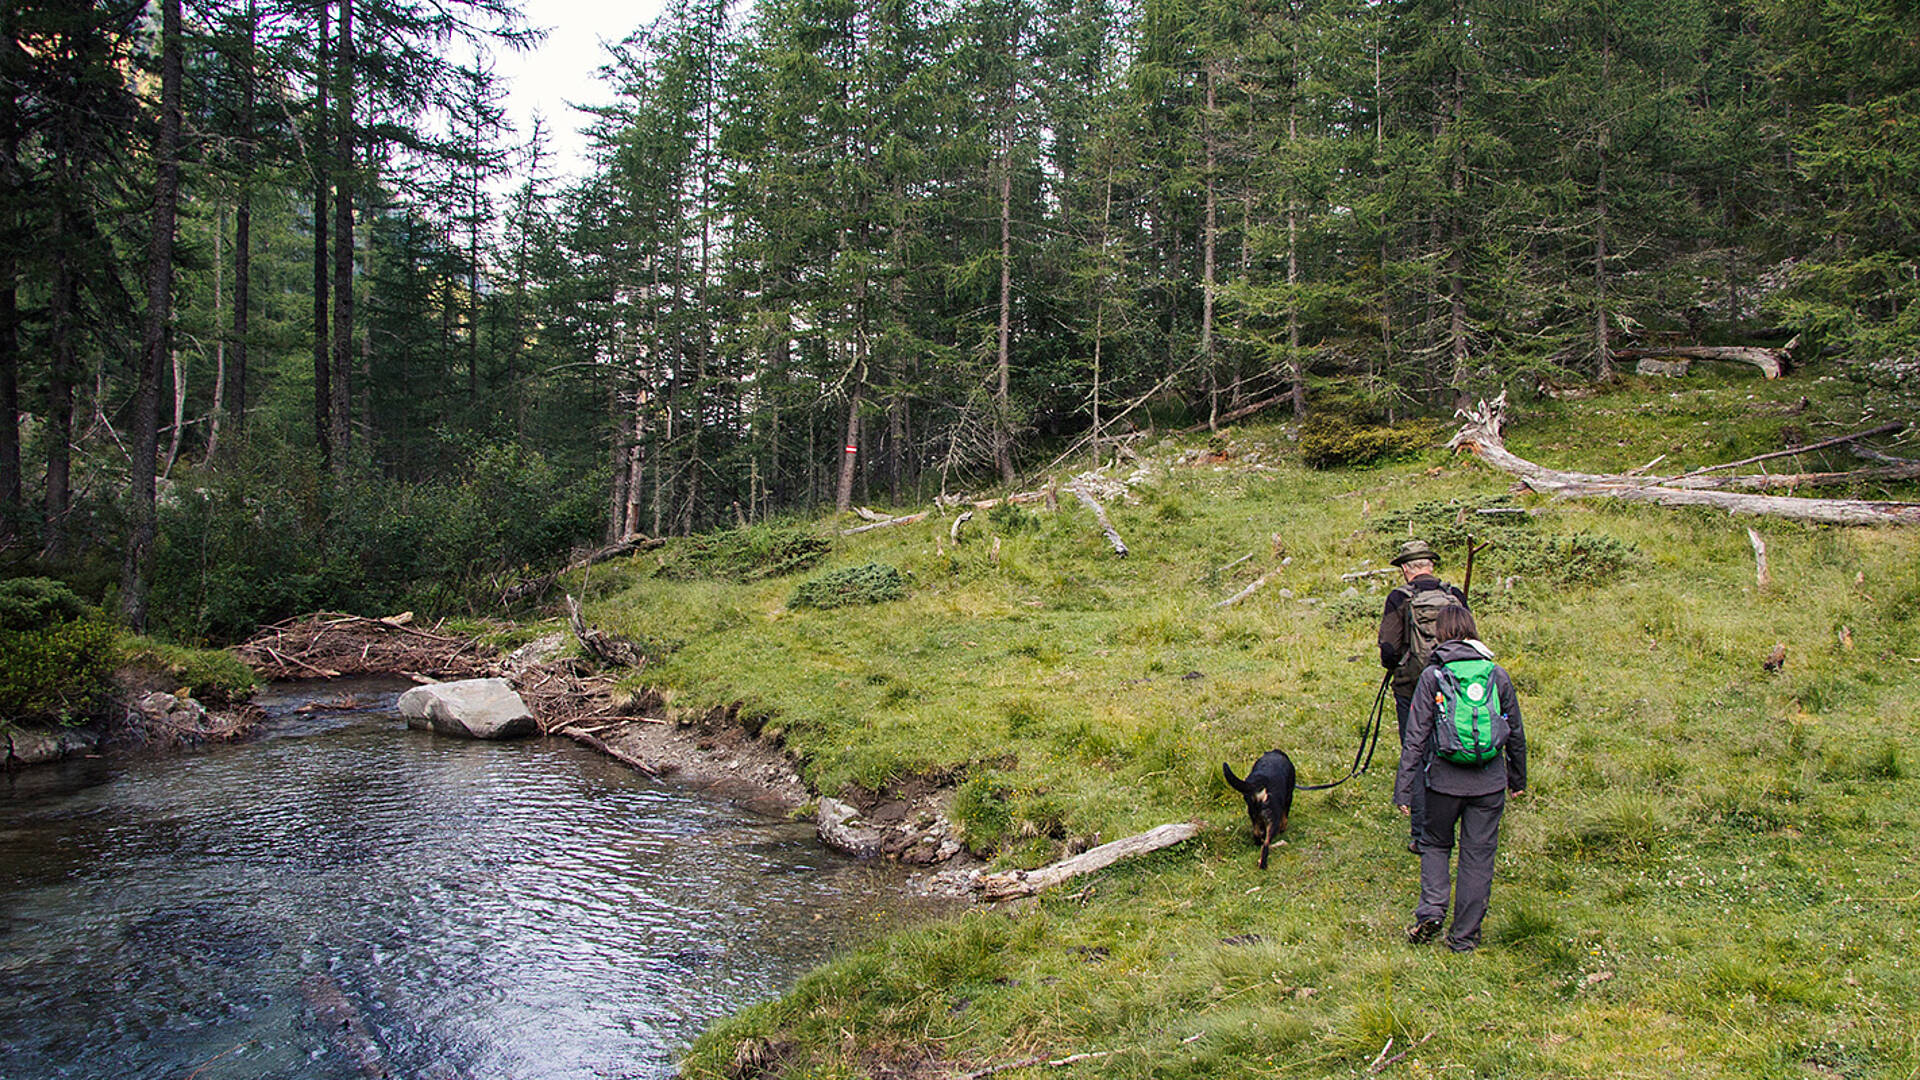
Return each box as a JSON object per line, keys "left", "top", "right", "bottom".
{"left": 1295, "top": 672, "right": 1389, "bottom": 791}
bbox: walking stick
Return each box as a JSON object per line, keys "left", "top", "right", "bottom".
{"left": 1461, "top": 535, "right": 1492, "bottom": 605}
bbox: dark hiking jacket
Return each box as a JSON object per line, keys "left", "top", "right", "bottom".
{"left": 1395, "top": 638, "right": 1527, "bottom": 803}
{"left": 1377, "top": 575, "right": 1469, "bottom": 697}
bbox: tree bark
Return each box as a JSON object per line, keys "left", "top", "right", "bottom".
{"left": 835, "top": 388, "right": 862, "bottom": 513}
{"left": 994, "top": 119, "right": 1016, "bottom": 484}
{"left": 121, "top": 0, "right": 183, "bottom": 629}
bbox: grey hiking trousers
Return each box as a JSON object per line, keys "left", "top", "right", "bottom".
{"left": 1416, "top": 788, "right": 1506, "bottom": 951}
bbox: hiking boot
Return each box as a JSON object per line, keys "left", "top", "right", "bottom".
{"left": 1445, "top": 939, "right": 1476, "bottom": 953}
{"left": 1406, "top": 919, "right": 1443, "bottom": 945}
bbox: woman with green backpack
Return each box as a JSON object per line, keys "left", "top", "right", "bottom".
{"left": 1394, "top": 605, "right": 1526, "bottom": 952}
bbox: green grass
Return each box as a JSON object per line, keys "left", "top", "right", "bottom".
{"left": 582, "top": 370, "right": 1920, "bottom": 1079}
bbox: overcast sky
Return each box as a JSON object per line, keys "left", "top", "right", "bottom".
{"left": 487, "top": 0, "right": 668, "bottom": 184}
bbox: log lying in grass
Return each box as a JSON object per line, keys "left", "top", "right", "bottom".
{"left": 1448, "top": 394, "right": 1920, "bottom": 526}
{"left": 1214, "top": 557, "right": 1291, "bottom": 609}
{"left": 840, "top": 510, "right": 932, "bottom": 535}
{"left": 1611, "top": 335, "right": 1797, "bottom": 379}
{"left": 974, "top": 822, "right": 1200, "bottom": 900}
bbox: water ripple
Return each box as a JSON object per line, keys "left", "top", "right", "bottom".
{"left": 0, "top": 680, "right": 935, "bottom": 1080}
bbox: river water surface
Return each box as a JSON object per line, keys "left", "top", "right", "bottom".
{"left": 0, "top": 679, "right": 933, "bottom": 1080}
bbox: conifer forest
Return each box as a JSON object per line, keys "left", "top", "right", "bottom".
{"left": 0, "top": 0, "right": 1913, "bottom": 642}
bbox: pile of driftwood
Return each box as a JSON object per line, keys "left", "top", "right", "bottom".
{"left": 234, "top": 612, "right": 497, "bottom": 681}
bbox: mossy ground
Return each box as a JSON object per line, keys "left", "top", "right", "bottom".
{"left": 576, "top": 369, "right": 1920, "bottom": 1079}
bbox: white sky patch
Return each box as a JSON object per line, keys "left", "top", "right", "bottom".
{"left": 487, "top": 0, "right": 668, "bottom": 186}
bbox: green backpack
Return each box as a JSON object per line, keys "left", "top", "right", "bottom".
{"left": 1433, "top": 657, "right": 1509, "bottom": 766}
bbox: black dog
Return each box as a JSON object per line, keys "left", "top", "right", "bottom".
{"left": 1223, "top": 750, "right": 1296, "bottom": 869}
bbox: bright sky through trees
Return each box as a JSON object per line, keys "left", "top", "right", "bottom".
{"left": 490, "top": 0, "right": 666, "bottom": 180}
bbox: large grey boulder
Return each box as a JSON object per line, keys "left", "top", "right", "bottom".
{"left": 816, "top": 798, "right": 885, "bottom": 858}
{"left": 397, "top": 678, "right": 537, "bottom": 740}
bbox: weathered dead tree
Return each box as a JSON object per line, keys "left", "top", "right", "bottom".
{"left": 974, "top": 822, "right": 1200, "bottom": 900}
{"left": 566, "top": 594, "right": 646, "bottom": 669}
{"left": 1748, "top": 528, "right": 1772, "bottom": 588}
{"left": 1449, "top": 395, "right": 1920, "bottom": 526}
{"left": 950, "top": 510, "right": 973, "bottom": 543}
{"left": 1214, "top": 557, "right": 1291, "bottom": 609}
{"left": 841, "top": 509, "right": 932, "bottom": 535}
{"left": 1611, "top": 335, "right": 1797, "bottom": 379}
{"left": 1067, "top": 484, "right": 1130, "bottom": 556}
{"left": 234, "top": 612, "right": 497, "bottom": 681}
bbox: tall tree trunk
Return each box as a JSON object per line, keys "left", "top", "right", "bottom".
{"left": 232, "top": 0, "right": 254, "bottom": 430}
{"left": 1593, "top": 24, "right": 1614, "bottom": 382}
{"left": 835, "top": 387, "right": 862, "bottom": 513}
{"left": 0, "top": 6, "right": 20, "bottom": 543}
{"left": 206, "top": 208, "right": 226, "bottom": 460}
{"left": 607, "top": 382, "right": 629, "bottom": 542}
{"left": 311, "top": 0, "right": 331, "bottom": 470}
{"left": 1445, "top": 0, "right": 1469, "bottom": 411}
{"left": 1286, "top": 47, "right": 1303, "bottom": 420}
{"left": 994, "top": 122, "right": 1016, "bottom": 484}
{"left": 328, "top": 0, "right": 353, "bottom": 471}
{"left": 121, "top": 0, "right": 183, "bottom": 629}
{"left": 1202, "top": 64, "right": 1219, "bottom": 430}
{"left": 0, "top": 257, "right": 16, "bottom": 546}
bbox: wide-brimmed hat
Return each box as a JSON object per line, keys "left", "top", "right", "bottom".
{"left": 1390, "top": 539, "right": 1440, "bottom": 567}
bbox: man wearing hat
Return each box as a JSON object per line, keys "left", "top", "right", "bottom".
{"left": 1377, "top": 539, "right": 1470, "bottom": 853}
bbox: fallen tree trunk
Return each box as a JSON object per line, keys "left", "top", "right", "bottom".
{"left": 1213, "top": 557, "right": 1290, "bottom": 609}
{"left": 501, "top": 535, "right": 665, "bottom": 606}
{"left": 974, "top": 822, "right": 1200, "bottom": 900}
{"left": 1449, "top": 394, "right": 1920, "bottom": 526}
{"left": 1663, "top": 461, "right": 1920, "bottom": 491}
{"left": 1611, "top": 336, "right": 1797, "bottom": 379}
{"left": 840, "top": 510, "right": 931, "bottom": 535}
{"left": 1656, "top": 421, "right": 1905, "bottom": 482}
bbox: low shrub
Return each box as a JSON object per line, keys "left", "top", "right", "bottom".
{"left": 0, "top": 616, "right": 119, "bottom": 723}
{"left": 658, "top": 523, "right": 831, "bottom": 582}
{"left": 1299, "top": 416, "right": 1441, "bottom": 469}
{"left": 788, "top": 563, "right": 906, "bottom": 609}
{"left": 121, "top": 638, "right": 259, "bottom": 706}
{"left": 1372, "top": 499, "right": 1636, "bottom": 589}
{"left": 0, "top": 577, "right": 89, "bottom": 632}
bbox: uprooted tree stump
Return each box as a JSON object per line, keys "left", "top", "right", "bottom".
{"left": 235, "top": 612, "right": 498, "bottom": 681}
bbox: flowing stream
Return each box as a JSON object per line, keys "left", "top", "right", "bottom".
{"left": 0, "top": 679, "right": 935, "bottom": 1080}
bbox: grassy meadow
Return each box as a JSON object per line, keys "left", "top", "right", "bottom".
{"left": 573, "top": 370, "right": 1920, "bottom": 1080}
